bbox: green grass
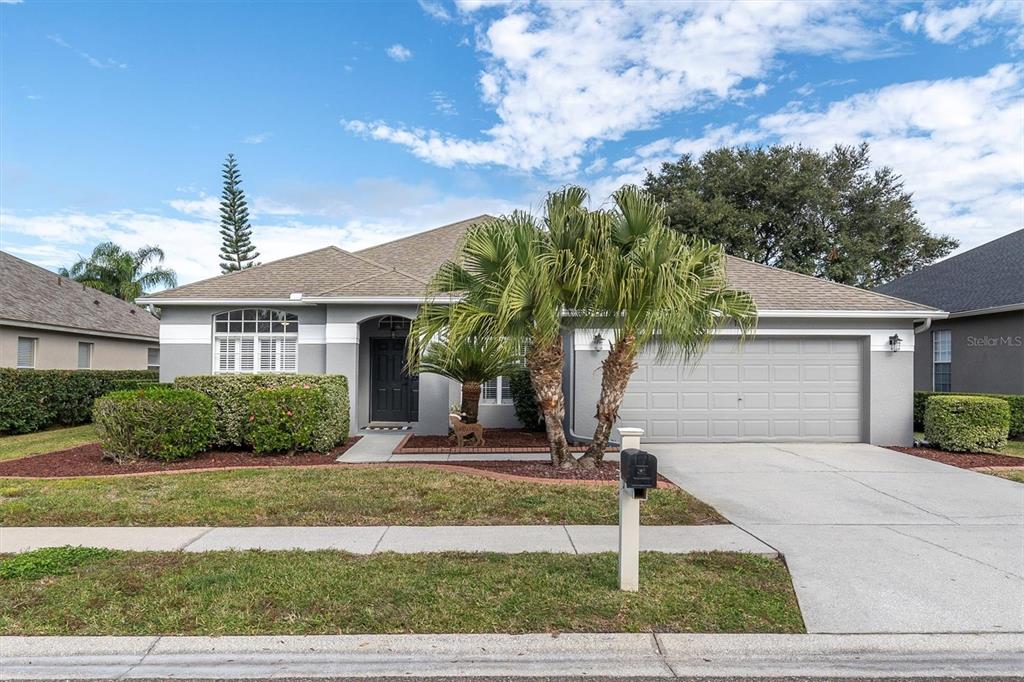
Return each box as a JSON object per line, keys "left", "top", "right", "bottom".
{"left": 0, "top": 549, "right": 803, "bottom": 635}
{"left": 0, "top": 466, "right": 722, "bottom": 526}
{"left": 0, "top": 425, "right": 97, "bottom": 462}
{"left": 991, "top": 470, "right": 1024, "bottom": 483}
{"left": 0, "top": 546, "right": 116, "bottom": 580}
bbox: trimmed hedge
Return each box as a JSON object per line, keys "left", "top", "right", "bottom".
{"left": 174, "top": 374, "right": 349, "bottom": 450}
{"left": 915, "top": 391, "right": 1023, "bottom": 439}
{"left": 246, "top": 385, "right": 334, "bottom": 454}
{"left": 0, "top": 369, "right": 159, "bottom": 435}
{"left": 93, "top": 387, "right": 215, "bottom": 462}
{"left": 923, "top": 395, "right": 1010, "bottom": 453}
{"left": 509, "top": 368, "right": 544, "bottom": 432}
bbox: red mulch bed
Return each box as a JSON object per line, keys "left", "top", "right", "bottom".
{"left": 0, "top": 437, "right": 361, "bottom": 479}
{"left": 443, "top": 459, "right": 672, "bottom": 484}
{"left": 395, "top": 429, "right": 613, "bottom": 454}
{"left": 889, "top": 446, "right": 1024, "bottom": 470}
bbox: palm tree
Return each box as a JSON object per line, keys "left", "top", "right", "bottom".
{"left": 408, "top": 188, "right": 602, "bottom": 468}
{"left": 576, "top": 186, "right": 758, "bottom": 467}
{"left": 413, "top": 336, "right": 522, "bottom": 424}
{"left": 59, "top": 242, "right": 177, "bottom": 302}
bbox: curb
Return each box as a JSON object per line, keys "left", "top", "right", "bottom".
{"left": 3, "top": 633, "right": 1022, "bottom": 679}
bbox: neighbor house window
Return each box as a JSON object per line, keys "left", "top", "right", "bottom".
{"left": 933, "top": 330, "right": 951, "bottom": 392}
{"left": 77, "top": 342, "right": 93, "bottom": 369}
{"left": 213, "top": 309, "right": 298, "bottom": 374}
{"left": 481, "top": 376, "right": 513, "bottom": 405}
{"left": 16, "top": 337, "right": 36, "bottom": 369}
{"left": 147, "top": 348, "right": 160, "bottom": 370}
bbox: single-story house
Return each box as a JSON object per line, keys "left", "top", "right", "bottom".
{"left": 140, "top": 216, "right": 944, "bottom": 446}
{"left": 875, "top": 228, "right": 1023, "bottom": 395}
{"left": 1, "top": 250, "right": 161, "bottom": 371}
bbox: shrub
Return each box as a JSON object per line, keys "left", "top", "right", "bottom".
{"left": 914, "top": 391, "right": 1023, "bottom": 439}
{"left": 174, "top": 374, "right": 349, "bottom": 449}
{"left": 924, "top": 395, "right": 1010, "bottom": 453}
{"left": 0, "top": 369, "right": 159, "bottom": 435}
{"left": 93, "top": 387, "right": 215, "bottom": 462}
{"left": 0, "top": 546, "right": 117, "bottom": 580}
{"left": 246, "top": 385, "right": 336, "bottom": 454}
{"left": 509, "top": 368, "right": 545, "bottom": 432}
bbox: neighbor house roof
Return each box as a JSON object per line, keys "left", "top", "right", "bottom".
{"left": 140, "top": 215, "right": 941, "bottom": 316}
{"left": 874, "top": 228, "right": 1024, "bottom": 316}
{"left": 0, "top": 250, "right": 160, "bottom": 339}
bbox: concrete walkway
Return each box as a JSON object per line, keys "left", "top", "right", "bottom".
{"left": 649, "top": 442, "right": 1024, "bottom": 634}
{"left": 0, "top": 524, "right": 775, "bottom": 556}
{"left": 3, "top": 633, "right": 1022, "bottom": 679}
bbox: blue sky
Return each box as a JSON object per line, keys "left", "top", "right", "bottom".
{"left": 1, "top": 0, "right": 1022, "bottom": 285}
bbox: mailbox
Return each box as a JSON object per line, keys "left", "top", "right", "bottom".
{"left": 619, "top": 448, "right": 658, "bottom": 492}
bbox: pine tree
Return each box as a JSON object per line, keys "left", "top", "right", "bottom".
{"left": 219, "top": 153, "right": 260, "bottom": 273}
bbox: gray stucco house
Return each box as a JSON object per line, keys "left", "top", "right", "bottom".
{"left": 1, "top": 250, "right": 160, "bottom": 371}
{"left": 140, "top": 216, "right": 944, "bottom": 446}
{"left": 876, "top": 228, "right": 1023, "bottom": 395}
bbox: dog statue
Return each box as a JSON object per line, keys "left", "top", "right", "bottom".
{"left": 449, "top": 413, "right": 485, "bottom": 448}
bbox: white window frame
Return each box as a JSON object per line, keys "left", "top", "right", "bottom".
{"left": 211, "top": 308, "right": 299, "bottom": 375}
{"left": 77, "top": 341, "right": 94, "bottom": 369}
{"left": 16, "top": 336, "right": 37, "bottom": 369}
{"left": 481, "top": 376, "right": 514, "bottom": 405}
{"left": 932, "top": 329, "right": 952, "bottom": 392}
{"left": 147, "top": 347, "right": 160, "bottom": 370}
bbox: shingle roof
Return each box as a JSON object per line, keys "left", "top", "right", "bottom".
{"left": 145, "top": 215, "right": 938, "bottom": 314}
{"left": 0, "top": 250, "right": 160, "bottom": 339}
{"left": 874, "top": 228, "right": 1024, "bottom": 314}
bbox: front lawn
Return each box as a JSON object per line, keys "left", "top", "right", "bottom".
{"left": 0, "top": 549, "right": 803, "bottom": 635}
{"left": 0, "top": 466, "right": 723, "bottom": 526}
{"left": 0, "top": 425, "right": 97, "bottom": 462}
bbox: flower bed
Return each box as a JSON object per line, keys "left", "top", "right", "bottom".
{"left": 0, "top": 438, "right": 360, "bottom": 478}
{"left": 889, "top": 446, "right": 1024, "bottom": 470}
{"left": 394, "top": 429, "right": 615, "bottom": 454}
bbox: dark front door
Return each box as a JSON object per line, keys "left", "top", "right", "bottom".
{"left": 370, "top": 338, "right": 418, "bottom": 422}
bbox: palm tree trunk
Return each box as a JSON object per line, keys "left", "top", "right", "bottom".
{"left": 461, "top": 381, "right": 481, "bottom": 424}
{"left": 526, "top": 337, "right": 576, "bottom": 468}
{"left": 579, "top": 333, "right": 638, "bottom": 467}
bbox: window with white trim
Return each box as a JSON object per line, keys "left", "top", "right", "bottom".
{"left": 16, "top": 337, "right": 36, "bottom": 369}
{"left": 77, "top": 342, "right": 93, "bottom": 369}
{"left": 933, "top": 329, "right": 951, "bottom": 392}
{"left": 212, "top": 309, "right": 298, "bottom": 374}
{"left": 481, "top": 376, "right": 514, "bottom": 405}
{"left": 147, "top": 348, "right": 160, "bottom": 370}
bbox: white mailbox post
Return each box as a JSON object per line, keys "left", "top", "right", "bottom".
{"left": 618, "top": 427, "right": 644, "bottom": 592}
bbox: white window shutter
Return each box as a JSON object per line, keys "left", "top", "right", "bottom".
{"left": 16, "top": 337, "right": 35, "bottom": 369}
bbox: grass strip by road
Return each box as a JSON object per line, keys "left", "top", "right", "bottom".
{"left": 0, "top": 425, "right": 97, "bottom": 462}
{"left": 0, "top": 466, "right": 723, "bottom": 526}
{"left": 991, "top": 470, "right": 1024, "bottom": 483}
{"left": 0, "top": 549, "right": 803, "bottom": 635}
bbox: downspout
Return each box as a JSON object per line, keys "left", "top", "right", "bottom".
{"left": 913, "top": 317, "right": 932, "bottom": 335}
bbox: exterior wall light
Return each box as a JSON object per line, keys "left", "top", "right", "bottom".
{"left": 592, "top": 332, "right": 605, "bottom": 350}
{"left": 888, "top": 334, "right": 902, "bottom": 352}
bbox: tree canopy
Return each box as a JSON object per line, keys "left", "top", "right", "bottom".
{"left": 219, "top": 153, "right": 260, "bottom": 273}
{"left": 642, "top": 143, "right": 957, "bottom": 288}
{"left": 59, "top": 242, "right": 177, "bottom": 302}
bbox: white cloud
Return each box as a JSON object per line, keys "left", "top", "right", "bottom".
{"left": 26, "top": 94, "right": 42, "bottom": 100}
{"left": 386, "top": 43, "right": 413, "bottom": 62}
{"left": 431, "top": 91, "right": 458, "bottom": 116}
{"left": 0, "top": 1, "right": 25, "bottom": 5}
{"left": 418, "top": 0, "right": 451, "bottom": 21}
{"left": 901, "top": 0, "right": 1023, "bottom": 46}
{"left": 47, "top": 34, "right": 127, "bottom": 69}
{"left": 602, "top": 64, "right": 1024, "bottom": 251}
{"left": 346, "top": 2, "right": 884, "bottom": 175}
{"left": 1, "top": 181, "right": 517, "bottom": 285}
{"left": 242, "top": 132, "right": 271, "bottom": 144}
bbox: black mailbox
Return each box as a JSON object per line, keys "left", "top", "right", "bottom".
{"left": 620, "top": 448, "right": 658, "bottom": 491}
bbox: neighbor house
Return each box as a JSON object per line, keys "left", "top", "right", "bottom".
{"left": 140, "top": 216, "right": 945, "bottom": 446}
{"left": 876, "top": 228, "right": 1023, "bottom": 395}
{"left": 0, "top": 250, "right": 161, "bottom": 371}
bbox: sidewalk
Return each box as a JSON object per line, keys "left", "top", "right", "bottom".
{"left": 0, "top": 524, "right": 775, "bottom": 555}
{"left": 3, "top": 633, "right": 1022, "bottom": 679}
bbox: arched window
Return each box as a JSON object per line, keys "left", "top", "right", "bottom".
{"left": 213, "top": 309, "right": 298, "bottom": 374}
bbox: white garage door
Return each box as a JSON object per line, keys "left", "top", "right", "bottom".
{"left": 618, "top": 337, "right": 863, "bottom": 442}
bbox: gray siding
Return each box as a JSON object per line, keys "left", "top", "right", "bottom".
{"left": 914, "top": 311, "right": 1024, "bottom": 394}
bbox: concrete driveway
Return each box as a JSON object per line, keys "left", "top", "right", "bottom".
{"left": 648, "top": 442, "right": 1024, "bottom": 634}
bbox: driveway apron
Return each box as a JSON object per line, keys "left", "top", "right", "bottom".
{"left": 649, "top": 442, "right": 1024, "bottom": 634}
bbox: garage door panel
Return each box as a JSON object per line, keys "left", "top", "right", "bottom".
{"left": 614, "top": 337, "right": 863, "bottom": 443}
